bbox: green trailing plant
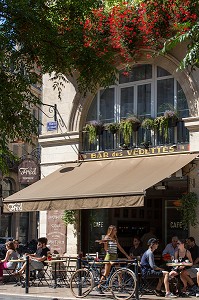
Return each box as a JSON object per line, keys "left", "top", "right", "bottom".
{"left": 105, "top": 122, "right": 119, "bottom": 134}
{"left": 62, "top": 210, "right": 77, "bottom": 226}
{"left": 119, "top": 116, "right": 141, "bottom": 145}
{"left": 62, "top": 210, "right": 78, "bottom": 237}
{"left": 84, "top": 120, "right": 104, "bottom": 144}
{"left": 154, "top": 110, "right": 178, "bottom": 139}
{"left": 141, "top": 118, "right": 155, "bottom": 130}
{"left": 179, "top": 192, "right": 199, "bottom": 229}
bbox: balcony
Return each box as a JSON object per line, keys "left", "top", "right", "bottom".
{"left": 81, "top": 120, "right": 189, "bottom": 153}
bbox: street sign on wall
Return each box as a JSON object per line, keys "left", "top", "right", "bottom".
{"left": 47, "top": 121, "right": 58, "bottom": 131}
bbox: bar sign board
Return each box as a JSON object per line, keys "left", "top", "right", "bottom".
{"left": 47, "top": 121, "right": 58, "bottom": 131}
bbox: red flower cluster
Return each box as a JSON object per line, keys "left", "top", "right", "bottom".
{"left": 82, "top": 0, "right": 198, "bottom": 63}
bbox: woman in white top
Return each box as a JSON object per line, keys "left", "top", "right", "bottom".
{"left": 97, "top": 225, "right": 130, "bottom": 293}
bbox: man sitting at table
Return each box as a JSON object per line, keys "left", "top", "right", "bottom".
{"left": 140, "top": 238, "right": 177, "bottom": 298}
{"left": 162, "top": 236, "right": 178, "bottom": 261}
{"left": 14, "top": 237, "right": 50, "bottom": 276}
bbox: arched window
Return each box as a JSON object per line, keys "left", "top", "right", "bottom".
{"left": 86, "top": 64, "right": 189, "bottom": 123}
{"left": 1, "top": 178, "right": 14, "bottom": 199}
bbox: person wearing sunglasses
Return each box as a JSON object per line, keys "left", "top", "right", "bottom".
{"left": 169, "top": 239, "right": 193, "bottom": 294}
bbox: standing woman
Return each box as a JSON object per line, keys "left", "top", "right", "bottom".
{"left": 97, "top": 225, "right": 131, "bottom": 292}
{"left": 0, "top": 241, "right": 18, "bottom": 282}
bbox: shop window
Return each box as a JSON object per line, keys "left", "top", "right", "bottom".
{"left": 165, "top": 199, "right": 188, "bottom": 244}
{"left": 123, "top": 209, "right": 128, "bottom": 218}
{"left": 114, "top": 208, "right": 120, "bottom": 217}
{"left": 131, "top": 209, "right": 137, "bottom": 218}
{"left": 19, "top": 213, "right": 29, "bottom": 244}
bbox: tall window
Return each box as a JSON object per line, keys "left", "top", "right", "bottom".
{"left": 86, "top": 64, "right": 189, "bottom": 122}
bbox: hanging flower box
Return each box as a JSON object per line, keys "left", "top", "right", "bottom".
{"left": 105, "top": 122, "right": 119, "bottom": 134}
{"left": 154, "top": 110, "right": 179, "bottom": 139}
{"left": 84, "top": 120, "right": 104, "bottom": 144}
{"left": 119, "top": 116, "right": 141, "bottom": 145}
{"left": 164, "top": 110, "right": 179, "bottom": 127}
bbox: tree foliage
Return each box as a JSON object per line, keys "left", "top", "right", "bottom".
{"left": 0, "top": 0, "right": 199, "bottom": 170}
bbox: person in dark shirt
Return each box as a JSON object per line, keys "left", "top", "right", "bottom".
{"left": 14, "top": 237, "right": 50, "bottom": 276}
{"left": 187, "top": 237, "right": 199, "bottom": 265}
{"left": 129, "top": 236, "right": 144, "bottom": 259}
{"left": 140, "top": 238, "right": 176, "bottom": 298}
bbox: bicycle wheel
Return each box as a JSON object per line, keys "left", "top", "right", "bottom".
{"left": 109, "top": 268, "right": 137, "bottom": 300}
{"left": 70, "top": 268, "right": 94, "bottom": 298}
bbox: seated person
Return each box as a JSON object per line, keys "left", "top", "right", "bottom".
{"left": 15, "top": 237, "right": 50, "bottom": 276}
{"left": 140, "top": 238, "right": 176, "bottom": 298}
{"left": 129, "top": 236, "right": 144, "bottom": 259}
{"left": 0, "top": 241, "right": 18, "bottom": 282}
{"left": 169, "top": 239, "right": 193, "bottom": 292}
{"left": 162, "top": 236, "right": 178, "bottom": 261}
{"left": 181, "top": 266, "right": 199, "bottom": 295}
{"left": 187, "top": 237, "right": 199, "bottom": 265}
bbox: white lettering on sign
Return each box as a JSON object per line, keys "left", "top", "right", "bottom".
{"left": 19, "top": 167, "right": 37, "bottom": 176}
{"left": 8, "top": 203, "right": 23, "bottom": 212}
{"left": 93, "top": 222, "right": 104, "bottom": 228}
{"left": 170, "top": 222, "right": 183, "bottom": 229}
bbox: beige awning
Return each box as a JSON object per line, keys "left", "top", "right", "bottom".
{"left": 3, "top": 153, "right": 197, "bottom": 212}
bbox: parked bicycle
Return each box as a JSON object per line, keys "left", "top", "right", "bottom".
{"left": 70, "top": 257, "right": 137, "bottom": 300}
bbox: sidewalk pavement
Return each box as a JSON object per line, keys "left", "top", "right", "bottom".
{"left": 0, "top": 283, "right": 195, "bottom": 300}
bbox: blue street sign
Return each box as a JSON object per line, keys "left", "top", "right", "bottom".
{"left": 47, "top": 121, "right": 58, "bottom": 131}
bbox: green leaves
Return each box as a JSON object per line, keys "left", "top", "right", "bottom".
{"left": 62, "top": 210, "right": 76, "bottom": 225}
{"left": 179, "top": 192, "right": 199, "bottom": 229}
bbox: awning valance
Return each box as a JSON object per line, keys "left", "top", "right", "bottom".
{"left": 3, "top": 153, "right": 197, "bottom": 212}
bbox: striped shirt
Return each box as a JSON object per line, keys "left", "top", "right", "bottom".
{"left": 107, "top": 240, "right": 117, "bottom": 254}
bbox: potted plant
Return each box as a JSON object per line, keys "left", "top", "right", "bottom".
{"left": 84, "top": 120, "right": 104, "bottom": 144}
{"left": 141, "top": 118, "right": 155, "bottom": 130}
{"left": 164, "top": 110, "right": 179, "bottom": 127}
{"left": 119, "top": 116, "right": 141, "bottom": 145}
{"left": 178, "top": 192, "right": 199, "bottom": 229}
{"left": 105, "top": 122, "right": 119, "bottom": 134}
{"left": 154, "top": 110, "right": 179, "bottom": 139}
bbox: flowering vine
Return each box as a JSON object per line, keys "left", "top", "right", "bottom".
{"left": 81, "top": 0, "right": 198, "bottom": 78}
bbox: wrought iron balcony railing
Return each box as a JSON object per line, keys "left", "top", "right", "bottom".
{"left": 81, "top": 120, "right": 189, "bottom": 152}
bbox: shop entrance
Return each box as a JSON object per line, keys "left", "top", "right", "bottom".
{"left": 80, "top": 176, "right": 188, "bottom": 257}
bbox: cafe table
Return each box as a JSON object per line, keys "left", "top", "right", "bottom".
{"left": 166, "top": 261, "right": 193, "bottom": 295}
{"left": 45, "top": 258, "right": 68, "bottom": 289}
{"left": 166, "top": 261, "right": 193, "bottom": 267}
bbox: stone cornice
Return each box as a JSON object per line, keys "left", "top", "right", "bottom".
{"left": 183, "top": 116, "right": 199, "bottom": 131}
{"left": 39, "top": 131, "right": 79, "bottom": 147}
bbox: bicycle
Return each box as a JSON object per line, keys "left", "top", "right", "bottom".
{"left": 70, "top": 257, "right": 137, "bottom": 300}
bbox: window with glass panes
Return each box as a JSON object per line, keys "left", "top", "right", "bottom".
{"left": 86, "top": 64, "right": 189, "bottom": 123}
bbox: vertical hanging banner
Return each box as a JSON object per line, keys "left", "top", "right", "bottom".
{"left": 18, "top": 159, "right": 40, "bottom": 185}
{"left": 47, "top": 210, "right": 66, "bottom": 254}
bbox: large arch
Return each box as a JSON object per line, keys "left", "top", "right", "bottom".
{"left": 68, "top": 50, "right": 199, "bottom": 133}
